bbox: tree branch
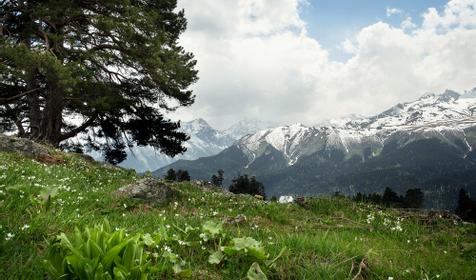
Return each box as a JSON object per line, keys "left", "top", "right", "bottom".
{"left": 0, "top": 88, "right": 40, "bottom": 105}
{"left": 4, "top": 104, "right": 26, "bottom": 136}
{"left": 90, "top": 44, "right": 124, "bottom": 52}
{"left": 59, "top": 114, "right": 97, "bottom": 141}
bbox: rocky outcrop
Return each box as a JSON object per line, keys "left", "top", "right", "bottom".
{"left": 116, "top": 177, "right": 174, "bottom": 203}
{"left": 0, "top": 134, "right": 51, "bottom": 158}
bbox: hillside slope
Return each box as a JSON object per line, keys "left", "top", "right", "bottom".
{"left": 1, "top": 149, "right": 475, "bottom": 279}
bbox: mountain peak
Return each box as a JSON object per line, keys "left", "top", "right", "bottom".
{"left": 224, "top": 118, "right": 277, "bottom": 139}
{"left": 288, "top": 122, "right": 306, "bottom": 128}
{"left": 438, "top": 89, "right": 460, "bottom": 102}
{"left": 462, "top": 87, "right": 476, "bottom": 98}
{"left": 181, "top": 118, "right": 212, "bottom": 133}
{"left": 417, "top": 89, "right": 461, "bottom": 103}
{"left": 189, "top": 118, "right": 209, "bottom": 125}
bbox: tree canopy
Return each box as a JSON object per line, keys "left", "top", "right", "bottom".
{"left": 164, "top": 168, "right": 177, "bottom": 181}
{"left": 0, "top": 0, "right": 198, "bottom": 163}
{"left": 229, "top": 175, "right": 265, "bottom": 198}
{"left": 353, "top": 187, "right": 424, "bottom": 209}
{"left": 456, "top": 188, "right": 476, "bottom": 222}
{"left": 176, "top": 169, "right": 190, "bottom": 182}
{"left": 211, "top": 169, "right": 224, "bottom": 187}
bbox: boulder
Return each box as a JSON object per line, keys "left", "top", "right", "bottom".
{"left": 0, "top": 134, "right": 50, "bottom": 158}
{"left": 116, "top": 177, "right": 174, "bottom": 203}
{"left": 223, "top": 214, "right": 247, "bottom": 225}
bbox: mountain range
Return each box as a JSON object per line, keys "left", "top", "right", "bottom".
{"left": 117, "top": 118, "right": 275, "bottom": 172}
{"left": 155, "top": 88, "right": 476, "bottom": 209}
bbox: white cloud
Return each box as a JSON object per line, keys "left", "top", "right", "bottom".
{"left": 422, "top": 0, "right": 476, "bottom": 30}
{"left": 386, "top": 7, "right": 402, "bottom": 17}
{"left": 401, "top": 17, "right": 417, "bottom": 30}
{"left": 174, "top": 0, "right": 476, "bottom": 129}
{"left": 339, "top": 39, "right": 357, "bottom": 54}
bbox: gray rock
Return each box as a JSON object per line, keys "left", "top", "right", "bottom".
{"left": 0, "top": 134, "right": 50, "bottom": 157}
{"left": 116, "top": 177, "right": 173, "bottom": 203}
{"left": 223, "top": 214, "right": 247, "bottom": 225}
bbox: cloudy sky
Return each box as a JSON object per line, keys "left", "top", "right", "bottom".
{"left": 172, "top": 0, "right": 476, "bottom": 129}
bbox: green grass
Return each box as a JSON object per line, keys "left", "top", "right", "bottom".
{"left": 0, "top": 151, "right": 475, "bottom": 279}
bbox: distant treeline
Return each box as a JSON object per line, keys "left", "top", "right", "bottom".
{"left": 349, "top": 187, "right": 476, "bottom": 222}
{"left": 351, "top": 187, "right": 424, "bottom": 208}
{"left": 164, "top": 168, "right": 266, "bottom": 198}
{"left": 164, "top": 168, "right": 476, "bottom": 222}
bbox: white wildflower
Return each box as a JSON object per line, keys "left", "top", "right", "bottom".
{"left": 5, "top": 233, "right": 15, "bottom": 241}
{"left": 366, "top": 213, "right": 375, "bottom": 224}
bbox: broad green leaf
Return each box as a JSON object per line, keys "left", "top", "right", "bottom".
{"left": 201, "top": 221, "right": 223, "bottom": 237}
{"left": 103, "top": 240, "right": 129, "bottom": 269}
{"left": 223, "top": 237, "right": 268, "bottom": 260}
{"left": 142, "top": 233, "right": 155, "bottom": 247}
{"left": 247, "top": 262, "right": 268, "bottom": 280}
{"left": 208, "top": 250, "right": 224, "bottom": 264}
{"left": 178, "top": 268, "right": 193, "bottom": 278}
{"left": 172, "top": 263, "right": 183, "bottom": 275}
{"left": 163, "top": 251, "right": 179, "bottom": 263}
{"left": 232, "top": 237, "right": 261, "bottom": 251}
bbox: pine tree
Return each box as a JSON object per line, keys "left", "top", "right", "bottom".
{"left": 229, "top": 175, "right": 265, "bottom": 198}
{"left": 456, "top": 188, "right": 476, "bottom": 222}
{"left": 211, "top": 169, "right": 224, "bottom": 187}
{"left": 382, "top": 187, "right": 402, "bottom": 207}
{"left": 176, "top": 169, "right": 190, "bottom": 182}
{"left": 403, "top": 188, "right": 424, "bottom": 208}
{"left": 164, "top": 168, "right": 177, "bottom": 181}
{"left": 0, "top": 1, "right": 198, "bottom": 164}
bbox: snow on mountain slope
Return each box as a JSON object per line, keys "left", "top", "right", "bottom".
{"left": 180, "top": 119, "right": 234, "bottom": 152}
{"left": 118, "top": 118, "right": 270, "bottom": 172}
{"left": 346, "top": 90, "right": 476, "bottom": 133}
{"left": 239, "top": 123, "right": 313, "bottom": 164}
{"left": 235, "top": 89, "right": 476, "bottom": 166}
{"left": 223, "top": 119, "right": 277, "bottom": 140}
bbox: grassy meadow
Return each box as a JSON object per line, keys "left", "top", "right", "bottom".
{"left": 0, "top": 151, "right": 475, "bottom": 279}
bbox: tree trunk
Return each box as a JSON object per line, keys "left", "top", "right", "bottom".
{"left": 27, "top": 83, "right": 41, "bottom": 139}
{"left": 40, "top": 90, "right": 64, "bottom": 147}
{"left": 24, "top": 55, "right": 41, "bottom": 138}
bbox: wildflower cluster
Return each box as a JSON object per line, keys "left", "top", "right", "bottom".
{"left": 365, "top": 209, "right": 405, "bottom": 233}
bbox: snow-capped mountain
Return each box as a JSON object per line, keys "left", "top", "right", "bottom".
{"left": 223, "top": 119, "right": 277, "bottom": 140}
{"left": 236, "top": 89, "right": 476, "bottom": 166}
{"left": 345, "top": 89, "right": 476, "bottom": 132}
{"left": 118, "top": 118, "right": 271, "bottom": 172}
{"left": 180, "top": 119, "right": 235, "bottom": 155}
{"left": 156, "top": 88, "right": 476, "bottom": 209}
